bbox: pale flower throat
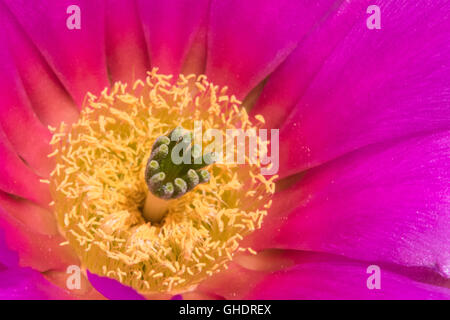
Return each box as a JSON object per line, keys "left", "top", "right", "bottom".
{"left": 46, "top": 69, "right": 275, "bottom": 294}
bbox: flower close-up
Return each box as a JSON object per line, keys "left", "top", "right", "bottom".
{"left": 0, "top": 0, "right": 449, "bottom": 300}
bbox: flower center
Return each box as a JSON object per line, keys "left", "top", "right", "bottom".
{"left": 145, "top": 126, "right": 213, "bottom": 200}
{"left": 47, "top": 69, "right": 275, "bottom": 294}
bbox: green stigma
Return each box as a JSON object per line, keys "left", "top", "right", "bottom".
{"left": 145, "top": 126, "right": 215, "bottom": 199}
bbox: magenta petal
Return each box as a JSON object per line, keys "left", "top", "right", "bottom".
{"left": 0, "top": 39, "right": 54, "bottom": 177}
{"left": 0, "top": 129, "right": 51, "bottom": 206}
{"left": 86, "top": 270, "right": 145, "bottom": 300}
{"left": 255, "top": 131, "right": 450, "bottom": 276}
{"left": 3, "top": 0, "right": 109, "bottom": 106}
{"left": 181, "top": 14, "right": 208, "bottom": 75}
{"left": 105, "top": 0, "right": 149, "bottom": 83}
{"left": 251, "top": 0, "right": 370, "bottom": 128}
{"left": 0, "top": 267, "right": 72, "bottom": 299}
{"left": 246, "top": 261, "right": 450, "bottom": 299}
{"left": 277, "top": 0, "right": 450, "bottom": 177}
{"left": 0, "top": 227, "right": 18, "bottom": 267}
{"left": 137, "top": 0, "right": 209, "bottom": 76}
{"left": 206, "top": 0, "right": 334, "bottom": 100}
{"left": 0, "top": 206, "right": 79, "bottom": 272}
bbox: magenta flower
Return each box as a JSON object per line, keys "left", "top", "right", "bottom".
{"left": 0, "top": 0, "right": 449, "bottom": 300}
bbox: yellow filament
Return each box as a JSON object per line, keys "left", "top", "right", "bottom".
{"left": 143, "top": 191, "right": 170, "bottom": 223}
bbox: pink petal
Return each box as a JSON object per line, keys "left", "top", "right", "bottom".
{"left": 0, "top": 129, "right": 51, "bottom": 206}
{"left": 105, "top": 0, "right": 150, "bottom": 84}
{"left": 251, "top": 0, "right": 370, "bottom": 128}
{"left": 179, "top": 291, "right": 224, "bottom": 300}
{"left": 0, "top": 190, "right": 58, "bottom": 236}
{"left": 193, "top": 250, "right": 306, "bottom": 299}
{"left": 137, "top": 0, "right": 209, "bottom": 77}
{"left": 277, "top": 0, "right": 450, "bottom": 177}
{"left": 1, "top": 2, "right": 79, "bottom": 127}
{"left": 180, "top": 13, "right": 209, "bottom": 75}
{"left": 0, "top": 30, "right": 54, "bottom": 176}
{"left": 248, "top": 131, "right": 450, "bottom": 276}
{"left": 86, "top": 270, "right": 145, "bottom": 300}
{"left": 206, "top": 0, "right": 334, "bottom": 100}
{"left": 44, "top": 270, "right": 105, "bottom": 300}
{"left": 0, "top": 206, "right": 79, "bottom": 272}
{"left": 197, "top": 262, "right": 269, "bottom": 300}
{"left": 246, "top": 261, "right": 450, "bottom": 299}
{"left": 3, "top": 0, "right": 109, "bottom": 106}
{"left": 0, "top": 267, "right": 73, "bottom": 299}
{"left": 0, "top": 227, "right": 18, "bottom": 267}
